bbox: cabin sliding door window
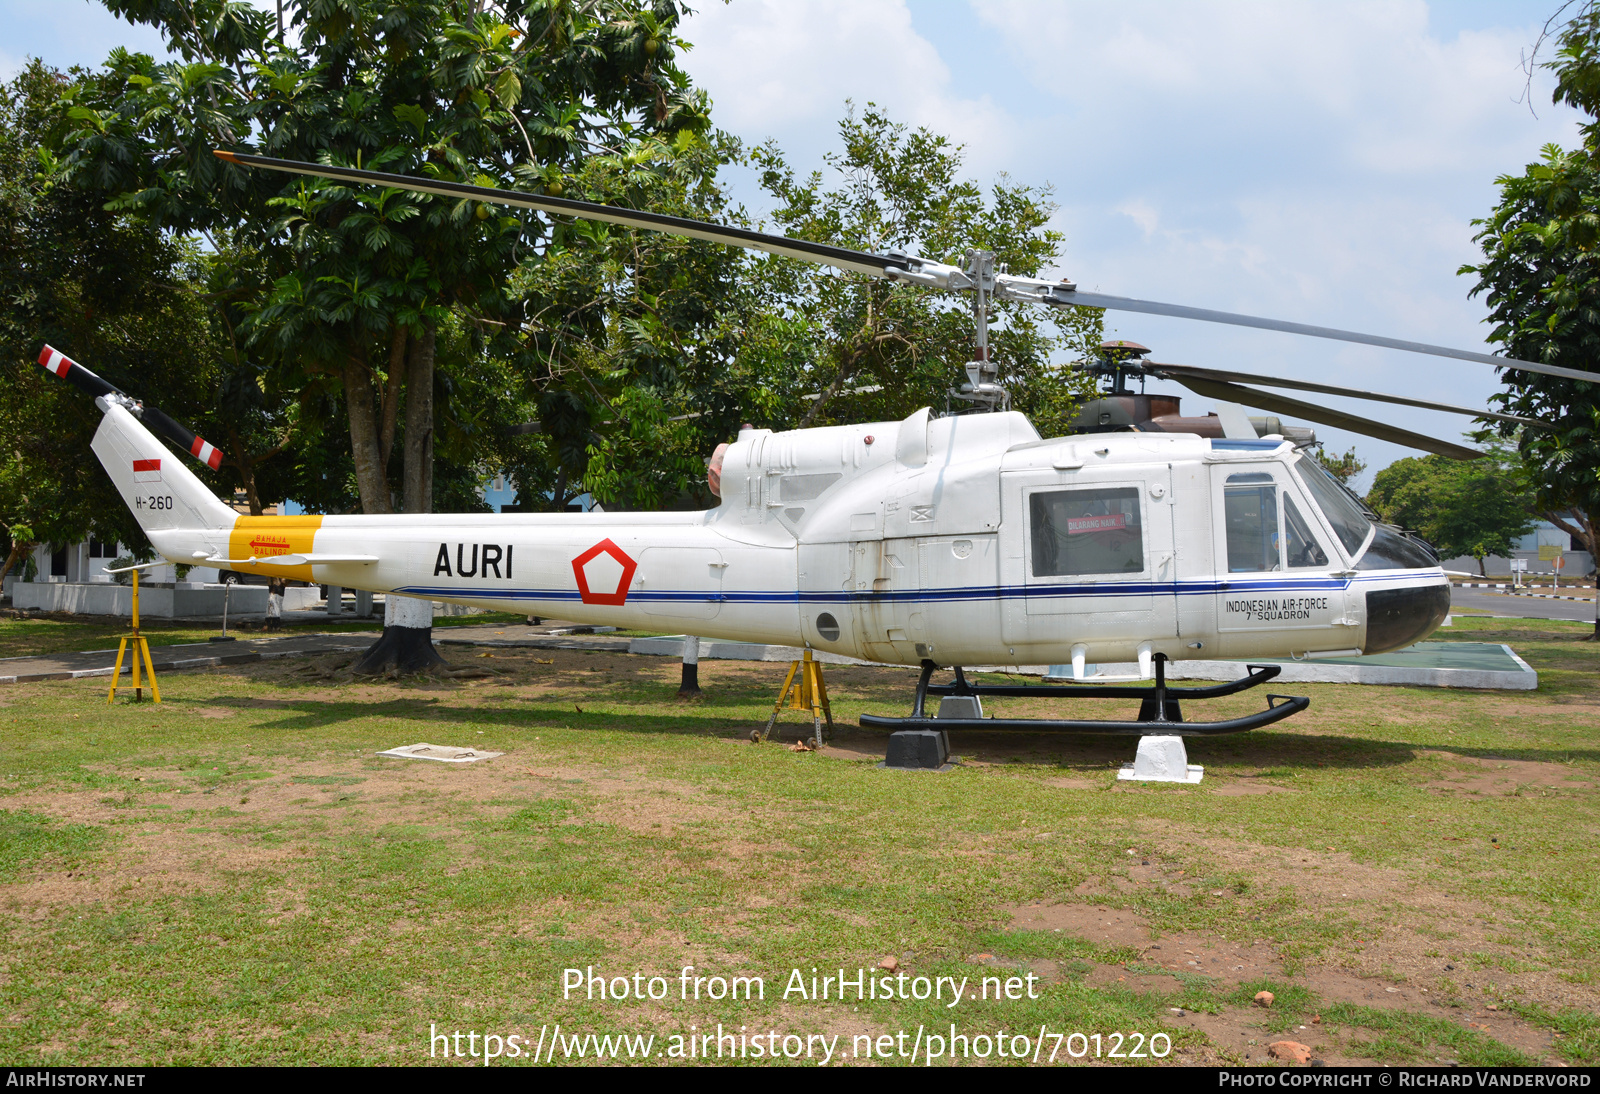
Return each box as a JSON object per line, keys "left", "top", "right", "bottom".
{"left": 1029, "top": 487, "right": 1144, "bottom": 577}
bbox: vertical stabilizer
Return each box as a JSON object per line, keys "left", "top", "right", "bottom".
{"left": 91, "top": 400, "right": 238, "bottom": 544}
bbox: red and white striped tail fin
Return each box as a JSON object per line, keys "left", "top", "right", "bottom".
{"left": 36, "top": 345, "right": 225, "bottom": 470}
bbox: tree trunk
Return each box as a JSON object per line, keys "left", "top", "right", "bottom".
{"left": 550, "top": 465, "right": 569, "bottom": 513}
{"left": 353, "top": 320, "right": 444, "bottom": 674}
{"left": 0, "top": 540, "right": 32, "bottom": 585}
{"left": 677, "top": 635, "right": 701, "bottom": 698}
{"left": 379, "top": 325, "right": 406, "bottom": 471}
{"left": 227, "top": 426, "right": 265, "bottom": 515}
{"left": 403, "top": 320, "right": 436, "bottom": 514}
{"left": 343, "top": 350, "right": 392, "bottom": 515}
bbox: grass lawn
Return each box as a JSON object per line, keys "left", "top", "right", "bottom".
{"left": 0, "top": 614, "right": 1595, "bottom": 1066}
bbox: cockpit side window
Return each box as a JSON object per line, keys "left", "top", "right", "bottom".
{"left": 1224, "top": 472, "right": 1279, "bottom": 573}
{"left": 1294, "top": 456, "right": 1372, "bottom": 556}
{"left": 1283, "top": 495, "right": 1329, "bottom": 568}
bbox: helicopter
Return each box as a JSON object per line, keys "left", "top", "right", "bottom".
{"left": 38, "top": 149, "right": 1571, "bottom": 752}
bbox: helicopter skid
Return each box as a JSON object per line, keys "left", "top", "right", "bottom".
{"left": 857, "top": 695, "right": 1308, "bottom": 736}
{"left": 858, "top": 656, "right": 1310, "bottom": 736}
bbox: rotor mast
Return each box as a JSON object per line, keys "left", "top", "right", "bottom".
{"left": 950, "top": 250, "right": 1009, "bottom": 412}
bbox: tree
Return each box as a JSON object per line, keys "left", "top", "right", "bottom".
{"left": 498, "top": 104, "right": 1103, "bottom": 517}
{"left": 498, "top": 129, "right": 764, "bottom": 513}
{"left": 0, "top": 60, "right": 229, "bottom": 583}
{"left": 1366, "top": 449, "right": 1536, "bottom": 576}
{"left": 744, "top": 104, "right": 1102, "bottom": 439}
{"left": 1315, "top": 446, "right": 1366, "bottom": 487}
{"left": 61, "top": 0, "right": 712, "bottom": 668}
{"left": 1459, "top": 5, "right": 1600, "bottom": 584}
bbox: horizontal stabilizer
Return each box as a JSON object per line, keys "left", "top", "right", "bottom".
{"left": 206, "top": 554, "right": 379, "bottom": 567}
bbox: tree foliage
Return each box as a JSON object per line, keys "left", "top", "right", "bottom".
{"left": 1459, "top": 5, "right": 1600, "bottom": 564}
{"left": 500, "top": 104, "right": 1104, "bottom": 513}
{"left": 1314, "top": 446, "right": 1367, "bottom": 487}
{"left": 1366, "top": 446, "right": 1536, "bottom": 574}
{"left": 0, "top": 60, "right": 231, "bottom": 579}
{"left": 61, "top": 0, "right": 711, "bottom": 518}
{"left": 746, "top": 105, "right": 1102, "bottom": 440}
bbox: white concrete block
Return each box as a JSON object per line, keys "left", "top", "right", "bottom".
{"left": 936, "top": 695, "right": 984, "bottom": 720}
{"left": 1117, "top": 735, "right": 1204, "bottom": 784}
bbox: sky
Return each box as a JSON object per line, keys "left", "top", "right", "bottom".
{"left": 1, "top": 0, "right": 1586, "bottom": 490}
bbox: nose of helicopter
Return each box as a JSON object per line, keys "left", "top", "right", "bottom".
{"left": 1356, "top": 524, "right": 1451, "bottom": 654}
{"left": 1364, "top": 582, "right": 1451, "bottom": 653}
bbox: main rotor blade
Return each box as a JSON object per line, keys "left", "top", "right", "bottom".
{"left": 216, "top": 151, "right": 1590, "bottom": 385}
{"left": 1171, "top": 374, "right": 1484, "bottom": 460}
{"left": 1144, "top": 361, "right": 1548, "bottom": 428}
{"left": 1053, "top": 289, "right": 1598, "bottom": 384}
{"left": 213, "top": 150, "right": 906, "bottom": 278}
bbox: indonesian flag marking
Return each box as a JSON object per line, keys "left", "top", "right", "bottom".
{"left": 190, "top": 436, "right": 222, "bottom": 470}
{"left": 37, "top": 346, "right": 72, "bottom": 378}
{"left": 133, "top": 458, "right": 162, "bottom": 483}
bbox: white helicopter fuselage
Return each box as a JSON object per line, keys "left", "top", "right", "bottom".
{"left": 94, "top": 398, "right": 1450, "bottom": 667}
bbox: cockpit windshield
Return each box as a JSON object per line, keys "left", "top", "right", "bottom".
{"left": 1293, "top": 456, "right": 1372, "bottom": 557}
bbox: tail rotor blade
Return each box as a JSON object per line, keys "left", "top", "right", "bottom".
{"left": 37, "top": 345, "right": 225, "bottom": 470}
{"left": 37, "top": 345, "right": 119, "bottom": 400}
{"left": 1170, "top": 374, "right": 1484, "bottom": 460}
{"left": 140, "top": 404, "right": 224, "bottom": 470}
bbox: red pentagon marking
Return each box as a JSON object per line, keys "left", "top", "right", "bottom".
{"left": 571, "top": 538, "right": 636, "bottom": 606}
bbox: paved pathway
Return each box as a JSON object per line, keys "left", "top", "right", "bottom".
{"left": 0, "top": 621, "right": 638, "bottom": 685}
{"left": 0, "top": 633, "right": 378, "bottom": 684}
{"left": 1451, "top": 587, "right": 1598, "bottom": 624}
{"left": 432, "top": 623, "right": 631, "bottom": 652}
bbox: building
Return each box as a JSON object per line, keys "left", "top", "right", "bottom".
{"left": 1440, "top": 516, "right": 1594, "bottom": 578}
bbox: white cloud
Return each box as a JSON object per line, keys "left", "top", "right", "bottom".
{"left": 972, "top": 1, "right": 1577, "bottom": 191}
{"left": 675, "top": 1, "right": 1582, "bottom": 474}
{"left": 678, "top": 0, "right": 1015, "bottom": 167}
{"left": 1114, "top": 199, "right": 1159, "bottom": 240}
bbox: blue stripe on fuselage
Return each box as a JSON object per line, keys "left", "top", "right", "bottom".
{"left": 393, "top": 571, "right": 1436, "bottom": 606}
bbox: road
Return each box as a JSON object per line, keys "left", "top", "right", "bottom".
{"left": 1450, "top": 586, "right": 1598, "bottom": 624}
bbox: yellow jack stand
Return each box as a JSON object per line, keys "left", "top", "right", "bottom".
{"left": 107, "top": 565, "right": 160, "bottom": 704}
{"left": 760, "top": 649, "right": 832, "bottom": 745}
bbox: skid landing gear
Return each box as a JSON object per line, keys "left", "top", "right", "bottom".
{"left": 861, "top": 653, "right": 1308, "bottom": 736}
{"left": 862, "top": 654, "right": 1309, "bottom": 772}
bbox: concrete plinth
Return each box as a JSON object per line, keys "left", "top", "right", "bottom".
{"left": 12, "top": 581, "right": 267, "bottom": 618}
{"left": 1117, "top": 735, "right": 1204, "bottom": 784}
{"left": 1048, "top": 641, "right": 1537, "bottom": 691}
